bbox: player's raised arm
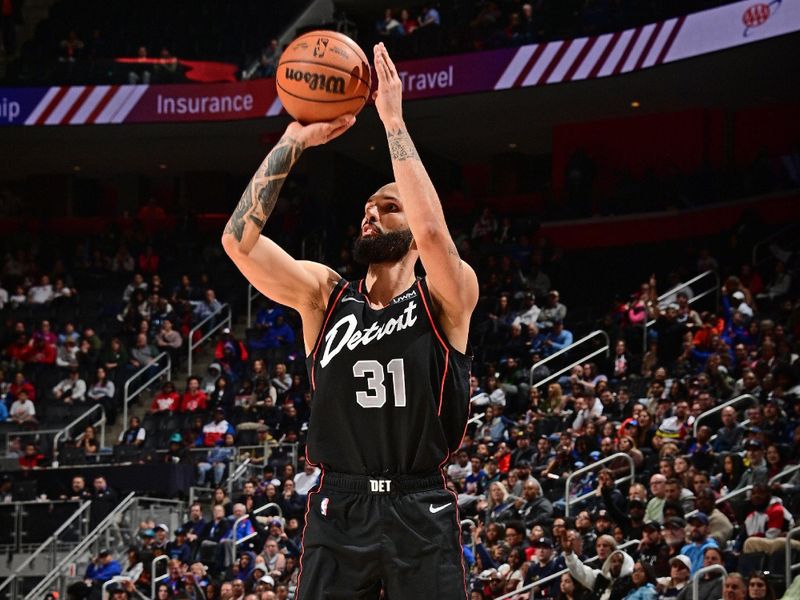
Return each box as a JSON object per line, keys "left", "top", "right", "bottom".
{"left": 372, "top": 43, "right": 478, "bottom": 329}
{"left": 221, "top": 116, "right": 355, "bottom": 314}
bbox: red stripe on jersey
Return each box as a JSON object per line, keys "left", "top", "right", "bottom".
{"left": 441, "top": 470, "right": 469, "bottom": 599}
{"left": 310, "top": 283, "right": 348, "bottom": 391}
{"left": 295, "top": 468, "right": 325, "bottom": 600}
{"left": 416, "top": 280, "right": 450, "bottom": 416}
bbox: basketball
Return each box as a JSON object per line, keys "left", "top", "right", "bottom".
{"left": 276, "top": 30, "right": 371, "bottom": 124}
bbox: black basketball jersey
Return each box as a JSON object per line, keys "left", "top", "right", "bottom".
{"left": 305, "top": 277, "right": 472, "bottom": 476}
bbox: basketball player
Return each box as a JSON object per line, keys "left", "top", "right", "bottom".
{"left": 222, "top": 42, "right": 478, "bottom": 599}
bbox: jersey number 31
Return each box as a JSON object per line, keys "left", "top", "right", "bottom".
{"left": 353, "top": 359, "right": 407, "bottom": 408}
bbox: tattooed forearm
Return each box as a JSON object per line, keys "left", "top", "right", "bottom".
{"left": 224, "top": 134, "right": 305, "bottom": 246}
{"left": 386, "top": 128, "right": 420, "bottom": 162}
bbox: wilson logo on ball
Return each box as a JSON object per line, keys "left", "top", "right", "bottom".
{"left": 284, "top": 67, "right": 346, "bottom": 95}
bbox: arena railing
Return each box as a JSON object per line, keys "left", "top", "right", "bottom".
{"left": 150, "top": 555, "right": 169, "bottom": 600}
{"left": 692, "top": 393, "right": 757, "bottom": 439}
{"left": 247, "top": 284, "right": 262, "bottom": 328}
{"left": 230, "top": 502, "right": 283, "bottom": 563}
{"left": 785, "top": 525, "right": 800, "bottom": 589}
{"left": 528, "top": 330, "right": 611, "bottom": 390}
{"left": 752, "top": 222, "right": 800, "bottom": 266}
{"left": 692, "top": 565, "right": 727, "bottom": 600}
{"left": 643, "top": 269, "right": 719, "bottom": 354}
{"left": 24, "top": 492, "right": 137, "bottom": 600}
{"left": 122, "top": 351, "right": 172, "bottom": 428}
{"left": 0, "top": 501, "right": 91, "bottom": 600}
{"left": 2, "top": 427, "right": 62, "bottom": 456}
{"left": 564, "top": 452, "right": 635, "bottom": 518}
{"left": 51, "top": 404, "right": 107, "bottom": 467}
{"left": 494, "top": 538, "right": 641, "bottom": 600}
{"left": 188, "top": 303, "right": 232, "bottom": 376}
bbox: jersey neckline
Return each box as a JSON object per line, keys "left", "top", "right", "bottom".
{"left": 356, "top": 278, "right": 419, "bottom": 313}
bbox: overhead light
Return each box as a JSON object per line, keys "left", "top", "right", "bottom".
{"left": 508, "top": 143, "right": 517, "bottom": 149}
{"left": 369, "top": 145, "right": 375, "bottom": 151}
{"left": 72, "top": 165, "right": 81, "bottom": 172}
{"left": 159, "top": 163, "right": 167, "bottom": 170}
{"left": 630, "top": 100, "right": 641, "bottom": 108}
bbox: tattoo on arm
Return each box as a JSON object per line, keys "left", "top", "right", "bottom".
{"left": 386, "top": 128, "right": 420, "bottom": 162}
{"left": 224, "top": 134, "right": 305, "bottom": 243}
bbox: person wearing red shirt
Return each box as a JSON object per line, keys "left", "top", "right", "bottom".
{"left": 180, "top": 376, "right": 208, "bottom": 413}
{"left": 150, "top": 381, "right": 180, "bottom": 413}
{"left": 19, "top": 442, "right": 45, "bottom": 469}
{"left": 23, "top": 338, "right": 56, "bottom": 365}
{"left": 9, "top": 371, "right": 35, "bottom": 402}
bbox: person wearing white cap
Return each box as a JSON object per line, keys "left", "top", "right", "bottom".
{"left": 656, "top": 555, "right": 691, "bottom": 600}
{"left": 727, "top": 289, "right": 753, "bottom": 320}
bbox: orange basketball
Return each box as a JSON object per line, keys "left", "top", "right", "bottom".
{"left": 276, "top": 30, "right": 371, "bottom": 124}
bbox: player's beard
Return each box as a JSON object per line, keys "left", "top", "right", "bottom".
{"left": 352, "top": 227, "right": 413, "bottom": 265}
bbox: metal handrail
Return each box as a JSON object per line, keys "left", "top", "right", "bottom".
{"left": 102, "top": 576, "right": 129, "bottom": 600}
{"left": 2, "top": 428, "right": 62, "bottom": 455}
{"left": 0, "top": 501, "right": 92, "bottom": 600}
{"left": 230, "top": 502, "right": 283, "bottom": 563}
{"left": 24, "top": 492, "right": 137, "bottom": 600}
{"left": 122, "top": 350, "right": 171, "bottom": 427}
{"left": 786, "top": 525, "right": 800, "bottom": 585}
{"left": 247, "top": 284, "right": 263, "bottom": 329}
{"left": 226, "top": 458, "right": 252, "bottom": 496}
{"left": 693, "top": 394, "right": 757, "bottom": 438}
{"left": 151, "top": 554, "right": 170, "bottom": 599}
{"left": 52, "top": 404, "right": 107, "bottom": 466}
{"left": 188, "top": 303, "right": 232, "bottom": 375}
{"left": 752, "top": 222, "right": 800, "bottom": 266}
{"left": 770, "top": 463, "right": 800, "bottom": 485}
{"left": 564, "top": 452, "right": 634, "bottom": 517}
{"left": 529, "top": 329, "right": 611, "bottom": 389}
{"left": 692, "top": 564, "right": 727, "bottom": 600}
{"left": 467, "top": 411, "right": 485, "bottom": 426}
{"left": 686, "top": 485, "right": 754, "bottom": 519}
{"left": 495, "top": 539, "right": 641, "bottom": 600}
{"left": 643, "top": 270, "right": 719, "bottom": 353}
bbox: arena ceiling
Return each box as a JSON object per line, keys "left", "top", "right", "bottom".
{"left": 2, "top": 31, "right": 799, "bottom": 180}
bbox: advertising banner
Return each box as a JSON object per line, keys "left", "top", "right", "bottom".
{"left": 1, "top": 0, "right": 797, "bottom": 127}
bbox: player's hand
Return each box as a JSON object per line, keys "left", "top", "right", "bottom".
{"left": 372, "top": 42, "right": 403, "bottom": 125}
{"left": 285, "top": 115, "right": 356, "bottom": 149}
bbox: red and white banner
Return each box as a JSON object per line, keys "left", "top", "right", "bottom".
{"left": 2, "top": 0, "right": 797, "bottom": 126}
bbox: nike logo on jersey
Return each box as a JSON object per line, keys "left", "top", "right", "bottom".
{"left": 319, "top": 302, "right": 418, "bottom": 368}
{"left": 341, "top": 296, "right": 365, "bottom": 304}
{"left": 429, "top": 502, "right": 452, "bottom": 513}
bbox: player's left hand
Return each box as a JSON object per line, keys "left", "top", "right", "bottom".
{"left": 372, "top": 42, "right": 403, "bottom": 125}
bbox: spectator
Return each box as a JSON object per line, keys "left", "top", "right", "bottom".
{"left": 693, "top": 487, "right": 733, "bottom": 547}
{"left": 197, "top": 433, "right": 236, "bottom": 486}
{"left": 745, "top": 573, "right": 775, "bottom": 600}
{"left": 675, "top": 547, "right": 723, "bottom": 600}
{"left": 19, "top": 442, "right": 45, "bottom": 468}
{"left": 67, "top": 549, "right": 122, "bottom": 600}
{"left": 740, "top": 483, "right": 796, "bottom": 554}
{"left": 52, "top": 367, "right": 87, "bottom": 404}
{"left": 194, "top": 289, "right": 222, "bottom": 321}
{"left": 543, "top": 321, "right": 574, "bottom": 356}
{"left": 646, "top": 474, "right": 667, "bottom": 523}
{"left": 130, "top": 333, "right": 158, "bottom": 372}
{"left": 118, "top": 416, "right": 146, "bottom": 446}
{"left": 722, "top": 574, "right": 746, "bottom": 600}
{"left": 563, "top": 534, "right": 634, "bottom": 600}
{"left": 200, "top": 407, "right": 234, "bottom": 447}
{"left": 87, "top": 367, "right": 116, "bottom": 424}
{"left": 28, "top": 275, "right": 54, "bottom": 304}
{"left": 538, "top": 290, "right": 567, "bottom": 329}
{"left": 712, "top": 406, "right": 743, "bottom": 452}
{"left": 294, "top": 461, "right": 321, "bottom": 496}
{"left": 735, "top": 440, "right": 768, "bottom": 490}
{"left": 679, "top": 514, "right": 718, "bottom": 574}
{"left": 150, "top": 380, "right": 180, "bottom": 414}
{"left": 181, "top": 376, "right": 208, "bottom": 413}
{"left": 155, "top": 319, "right": 183, "bottom": 364}
{"left": 9, "top": 390, "right": 37, "bottom": 425}
{"left": 656, "top": 555, "right": 691, "bottom": 600}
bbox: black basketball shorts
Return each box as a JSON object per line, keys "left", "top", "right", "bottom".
{"left": 295, "top": 471, "right": 468, "bottom": 600}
